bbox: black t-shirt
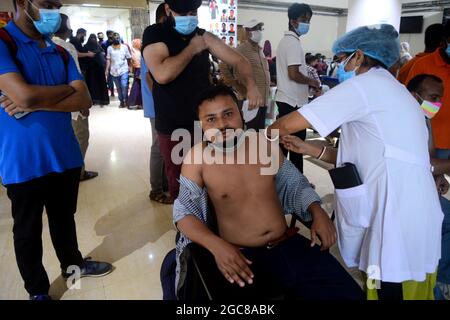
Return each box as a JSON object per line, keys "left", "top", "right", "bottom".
{"left": 70, "top": 37, "right": 88, "bottom": 70}
{"left": 142, "top": 22, "right": 211, "bottom": 134}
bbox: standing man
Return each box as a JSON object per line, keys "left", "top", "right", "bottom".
{"left": 275, "top": 3, "right": 320, "bottom": 173}
{"left": 69, "top": 28, "right": 95, "bottom": 79}
{"left": 406, "top": 21, "right": 450, "bottom": 162}
{"left": 97, "top": 31, "right": 105, "bottom": 46}
{"left": 142, "top": 0, "right": 263, "bottom": 201}
{"left": 398, "top": 24, "right": 445, "bottom": 84}
{"left": 0, "top": 0, "right": 112, "bottom": 300}
{"left": 142, "top": 2, "right": 170, "bottom": 204}
{"left": 102, "top": 30, "right": 115, "bottom": 96}
{"left": 105, "top": 33, "right": 132, "bottom": 108}
{"left": 221, "top": 19, "right": 270, "bottom": 130}
{"left": 53, "top": 14, "right": 99, "bottom": 181}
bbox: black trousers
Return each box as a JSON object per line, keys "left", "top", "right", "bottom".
{"left": 276, "top": 101, "right": 307, "bottom": 173}
{"left": 246, "top": 106, "right": 268, "bottom": 131}
{"left": 185, "top": 234, "right": 364, "bottom": 300}
{"left": 6, "top": 168, "right": 84, "bottom": 296}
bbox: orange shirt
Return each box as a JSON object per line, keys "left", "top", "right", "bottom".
{"left": 406, "top": 49, "right": 450, "bottom": 149}
{"left": 397, "top": 52, "right": 429, "bottom": 85}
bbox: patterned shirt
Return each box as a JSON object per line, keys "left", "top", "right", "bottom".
{"left": 172, "top": 158, "right": 321, "bottom": 295}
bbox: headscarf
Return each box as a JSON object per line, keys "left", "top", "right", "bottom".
{"left": 85, "top": 33, "right": 103, "bottom": 53}
{"left": 131, "top": 39, "right": 142, "bottom": 69}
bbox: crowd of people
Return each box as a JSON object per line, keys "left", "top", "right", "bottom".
{"left": 0, "top": 0, "right": 449, "bottom": 301}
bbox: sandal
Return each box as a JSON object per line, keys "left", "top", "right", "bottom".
{"left": 149, "top": 191, "right": 174, "bottom": 205}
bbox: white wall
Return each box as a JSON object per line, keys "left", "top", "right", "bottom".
{"left": 400, "top": 11, "right": 444, "bottom": 56}
{"left": 107, "top": 11, "right": 132, "bottom": 44}
{"left": 347, "top": 0, "right": 402, "bottom": 32}
{"left": 239, "top": 8, "right": 340, "bottom": 58}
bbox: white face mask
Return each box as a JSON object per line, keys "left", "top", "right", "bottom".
{"left": 250, "top": 30, "right": 263, "bottom": 43}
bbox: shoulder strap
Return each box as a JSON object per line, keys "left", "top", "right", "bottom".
{"left": 0, "top": 28, "right": 18, "bottom": 59}
{"left": 55, "top": 44, "right": 69, "bottom": 66}
{"left": 0, "top": 27, "right": 25, "bottom": 74}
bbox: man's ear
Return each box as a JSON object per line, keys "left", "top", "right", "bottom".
{"left": 355, "top": 50, "right": 365, "bottom": 67}
{"left": 165, "top": 4, "right": 171, "bottom": 16}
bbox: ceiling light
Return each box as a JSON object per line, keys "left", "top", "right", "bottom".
{"left": 82, "top": 3, "right": 101, "bottom": 7}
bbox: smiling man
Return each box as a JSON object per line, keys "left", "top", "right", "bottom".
{"left": 173, "top": 85, "right": 364, "bottom": 300}
{"left": 0, "top": 0, "right": 112, "bottom": 300}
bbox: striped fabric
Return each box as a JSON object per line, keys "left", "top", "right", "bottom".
{"left": 220, "top": 41, "right": 270, "bottom": 104}
{"left": 173, "top": 158, "right": 321, "bottom": 296}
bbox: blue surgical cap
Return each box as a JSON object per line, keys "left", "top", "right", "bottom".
{"left": 332, "top": 24, "right": 401, "bottom": 68}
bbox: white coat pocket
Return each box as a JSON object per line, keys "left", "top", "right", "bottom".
{"left": 335, "top": 184, "right": 372, "bottom": 228}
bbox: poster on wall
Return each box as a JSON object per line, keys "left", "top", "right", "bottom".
{"left": 208, "top": 0, "right": 237, "bottom": 47}
{"left": 0, "top": 12, "right": 13, "bottom": 28}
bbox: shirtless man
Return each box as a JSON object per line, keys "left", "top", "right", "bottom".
{"left": 173, "top": 85, "right": 363, "bottom": 299}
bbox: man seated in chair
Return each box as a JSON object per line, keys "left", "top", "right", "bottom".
{"left": 173, "top": 85, "right": 363, "bottom": 300}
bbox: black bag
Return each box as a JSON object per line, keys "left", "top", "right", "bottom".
{"left": 328, "top": 163, "right": 363, "bottom": 189}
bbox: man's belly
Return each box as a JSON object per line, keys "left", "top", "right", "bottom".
{"left": 215, "top": 202, "right": 287, "bottom": 248}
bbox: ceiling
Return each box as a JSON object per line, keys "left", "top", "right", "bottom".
{"left": 61, "top": 6, "right": 129, "bottom": 22}
{"left": 267, "top": 0, "right": 442, "bottom": 9}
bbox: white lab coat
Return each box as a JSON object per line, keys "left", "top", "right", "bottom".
{"left": 300, "top": 68, "right": 443, "bottom": 283}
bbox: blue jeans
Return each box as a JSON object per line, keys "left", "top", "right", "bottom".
{"left": 438, "top": 196, "right": 450, "bottom": 284}
{"left": 112, "top": 72, "right": 129, "bottom": 104}
{"left": 436, "top": 149, "right": 450, "bottom": 160}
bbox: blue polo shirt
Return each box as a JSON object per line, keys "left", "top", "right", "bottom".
{"left": 141, "top": 56, "right": 155, "bottom": 119}
{"left": 0, "top": 22, "right": 84, "bottom": 185}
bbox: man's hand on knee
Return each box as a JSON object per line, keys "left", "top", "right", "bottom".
{"left": 211, "top": 239, "right": 254, "bottom": 287}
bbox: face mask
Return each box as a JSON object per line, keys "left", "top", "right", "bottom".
{"left": 336, "top": 53, "right": 358, "bottom": 83}
{"left": 207, "top": 129, "right": 246, "bottom": 153}
{"left": 25, "top": 0, "right": 61, "bottom": 37}
{"left": 250, "top": 30, "right": 263, "bottom": 43}
{"left": 295, "top": 22, "right": 310, "bottom": 36}
{"left": 418, "top": 95, "right": 442, "bottom": 119}
{"left": 174, "top": 16, "right": 198, "bottom": 35}
{"left": 113, "top": 40, "right": 120, "bottom": 46}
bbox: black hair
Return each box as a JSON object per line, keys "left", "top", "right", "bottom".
{"left": 424, "top": 24, "right": 445, "bottom": 51}
{"left": 196, "top": 85, "right": 239, "bottom": 116}
{"left": 13, "top": 0, "right": 17, "bottom": 11}
{"left": 156, "top": 3, "right": 167, "bottom": 23}
{"left": 445, "top": 20, "right": 450, "bottom": 38}
{"left": 407, "top": 74, "right": 443, "bottom": 93}
{"left": 76, "top": 28, "right": 87, "bottom": 35}
{"left": 288, "top": 3, "right": 313, "bottom": 20}
{"left": 361, "top": 55, "right": 387, "bottom": 70}
{"left": 55, "top": 13, "right": 70, "bottom": 37}
{"left": 106, "top": 30, "right": 114, "bottom": 36}
{"left": 306, "top": 54, "right": 318, "bottom": 65}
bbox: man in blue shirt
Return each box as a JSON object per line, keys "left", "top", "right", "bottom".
{"left": 0, "top": 0, "right": 112, "bottom": 300}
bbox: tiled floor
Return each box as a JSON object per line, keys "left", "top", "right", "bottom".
{"left": 0, "top": 101, "right": 448, "bottom": 299}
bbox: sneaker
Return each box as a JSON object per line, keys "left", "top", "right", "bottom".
{"left": 29, "top": 294, "right": 52, "bottom": 301}
{"left": 62, "top": 257, "right": 113, "bottom": 279}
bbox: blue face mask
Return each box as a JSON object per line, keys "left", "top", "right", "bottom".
{"left": 174, "top": 16, "right": 199, "bottom": 35}
{"left": 25, "top": 1, "right": 61, "bottom": 37}
{"left": 336, "top": 53, "right": 358, "bottom": 83}
{"left": 296, "top": 23, "right": 310, "bottom": 36}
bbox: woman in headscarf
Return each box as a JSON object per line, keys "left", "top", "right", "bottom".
{"left": 268, "top": 24, "right": 443, "bottom": 300}
{"left": 127, "top": 39, "right": 143, "bottom": 110}
{"left": 84, "top": 34, "right": 110, "bottom": 106}
{"left": 400, "top": 41, "right": 413, "bottom": 67}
